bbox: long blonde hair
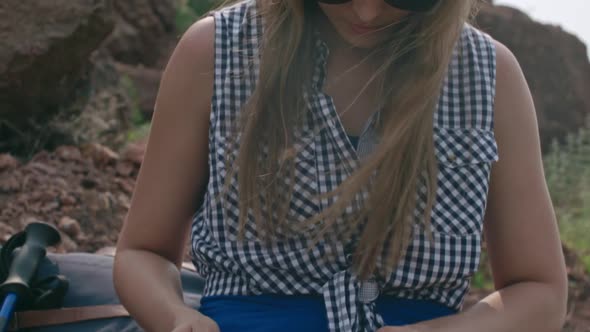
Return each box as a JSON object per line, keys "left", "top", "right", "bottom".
{"left": 216, "top": 0, "right": 480, "bottom": 280}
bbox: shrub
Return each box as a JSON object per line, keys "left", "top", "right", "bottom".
{"left": 545, "top": 118, "right": 590, "bottom": 272}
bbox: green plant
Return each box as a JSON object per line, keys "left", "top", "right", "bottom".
{"left": 472, "top": 270, "right": 494, "bottom": 290}
{"left": 176, "top": 0, "right": 221, "bottom": 33}
{"left": 544, "top": 122, "right": 590, "bottom": 208}
{"left": 544, "top": 117, "right": 590, "bottom": 273}
{"left": 176, "top": 3, "right": 199, "bottom": 33}
{"left": 188, "top": 0, "right": 220, "bottom": 15}
{"left": 126, "top": 122, "right": 151, "bottom": 142}
{"left": 119, "top": 75, "right": 144, "bottom": 127}
{"left": 118, "top": 74, "right": 151, "bottom": 143}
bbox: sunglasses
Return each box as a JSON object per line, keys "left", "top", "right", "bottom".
{"left": 317, "top": 0, "right": 440, "bottom": 13}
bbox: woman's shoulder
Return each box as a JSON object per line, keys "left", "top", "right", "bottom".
{"left": 157, "top": 16, "right": 215, "bottom": 123}
{"left": 492, "top": 38, "right": 533, "bottom": 134}
{"left": 170, "top": 17, "right": 215, "bottom": 81}
{"left": 456, "top": 24, "right": 523, "bottom": 97}
{"left": 179, "top": 17, "right": 215, "bottom": 57}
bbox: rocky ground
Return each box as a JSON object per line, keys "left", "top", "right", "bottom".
{"left": 0, "top": 143, "right": 144, "bottom": 254}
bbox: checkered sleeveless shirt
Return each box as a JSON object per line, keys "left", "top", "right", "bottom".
{"left": 190, "top": 1, "right": 499, "bottom": 331}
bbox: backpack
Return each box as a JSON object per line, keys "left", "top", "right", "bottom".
{"left": 6, "top": 252, "right": 204, "bottom": 331}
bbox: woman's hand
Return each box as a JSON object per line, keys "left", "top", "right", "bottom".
{"left": 170, "top": 307, "right": 220, "bottom": 332}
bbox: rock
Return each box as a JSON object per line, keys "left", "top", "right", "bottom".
{"left": 60, "top": 206, "right": 74, "bottom": 214}
{"left": 80, "top": 143, "right": 120, "bottom": 167}
{"left": 0, "top": 222, "right": 16, "bottom": 242}
{"left": 81, "top": 177, "right": 98, "bottom": 189}
{"left": 115, "top": 160, "right": 136, "bottom": 177}
{"left": 59, "top": 194, "right": 77, "bottom": 206}
{"left": 98, "top": 192, "right": 115, "bottom": 211}
{"left": 95, "top": 246, "right": 117, "bottom": 256}
{"left": 38, "top": 190, "right": 57, "bottom": 203}
{"left": 476, "top": 4, "right": 590, "bottom": 151}
{"left": 40, "top": 201, "right": 60, "bottom": 213}
{"left": 121, "top": 140, "right": 146, "bottom": 165}
{"left": 0, "top": 176, "right": 20, "bottom": 193}
{"left": 103, "top": 0, "right": 177, "bottom": 66}
{"left": 0, "top": 154, "right": 19, "bottom": 172}
{"left": 56, "top": 231, "right": 78, "bottom": 253}
{"left": 0, "top": 0, "right": 116, "bottom": 151}
{"left": 1, "top": 234, "right": 12, "bottom": 243}
{"left": 28, "top": 162, "right": 58, "bottom": 176}
{"left": 82, "top": 191, "right": 105, "bottom": 212}
{"left": 53, "top": 177, "right": 69, "bottom": 188}
{"left": 0, "top": 202, "right": 19, "bottom": 220}
{"left": 58, "top": 216, "right": 82, "bottom": 238}
{"left": 30, "top": 151, "right": 52, "bottom": 163}
{"left": 117, "top": 194, "right": 131, "bottom": 210}
{"left": 55, "top": 146, "right": 83, "bottom": 163}
{"left": 115, "top": 178, "right": 135, "bottom": 195}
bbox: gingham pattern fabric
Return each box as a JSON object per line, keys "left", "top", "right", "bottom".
{"left": 190, "top": 1, "right": 499, "bottom": 331}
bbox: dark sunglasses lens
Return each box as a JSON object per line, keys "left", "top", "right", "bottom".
{"left": 316, "top": 0, "right": 351, "bottom": 3}
{"left": 384, "top": 0, "right": 440, "bottom": 12}
{"left": 316, "top": 0, "right": 439, "bottom": 12}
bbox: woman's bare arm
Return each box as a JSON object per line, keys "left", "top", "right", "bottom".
{"left": 113, "top": 16, "right": 216, "bottom": 332}
{"left": 379, "top": 40, "right": 568, "bottom": 332}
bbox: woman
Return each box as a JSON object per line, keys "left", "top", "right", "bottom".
{"left": 113, "top": 0, "right": 568, "bottom": 331}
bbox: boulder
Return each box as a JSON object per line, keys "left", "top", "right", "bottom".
{"left": 476, "top": 4, "right": 590, "bottom": 151}
{"left": 102, "top": 0, "right": 178, "bottom": 66}
{"left": 0, "top": 0, "right": 116, "bottom": 152}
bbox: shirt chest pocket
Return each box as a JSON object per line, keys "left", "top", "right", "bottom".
{"left": 429, "top": 127, "right": 499, "bottom": 236}
{"left": 387, "top": 128, "right": 499, "bottom": 289}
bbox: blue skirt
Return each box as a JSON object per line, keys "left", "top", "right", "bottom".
{"left": 199, "top": 294, "right": 456, "bottom": 332}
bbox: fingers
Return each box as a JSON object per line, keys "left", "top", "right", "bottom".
{"left": 170, "top": 325, "right": 190, "bottom": 332}
{"left": 171, "top": 321, "right": 220, "bottom": 332}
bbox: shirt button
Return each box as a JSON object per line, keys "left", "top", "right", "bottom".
{"left": 358, "top": 278, "right": 380, "bottom": 304}
{"left": 448, "top": 153, "right": 457, "bottom": 162}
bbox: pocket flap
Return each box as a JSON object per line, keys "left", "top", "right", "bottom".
{"left": 434, "top": 127, "right": 499, "bottom": 166}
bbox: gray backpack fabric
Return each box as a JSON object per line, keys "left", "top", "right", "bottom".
{"left": 17, "top": 253, "right": 204, "bottom": 332}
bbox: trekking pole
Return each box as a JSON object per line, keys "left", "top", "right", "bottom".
{"left": 0, "top": 222, "right": 61, "bottom": 332}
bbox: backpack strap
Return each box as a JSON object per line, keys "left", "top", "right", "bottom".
{"left": 9, "top": 304, "right": 130, "bottom": 331}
